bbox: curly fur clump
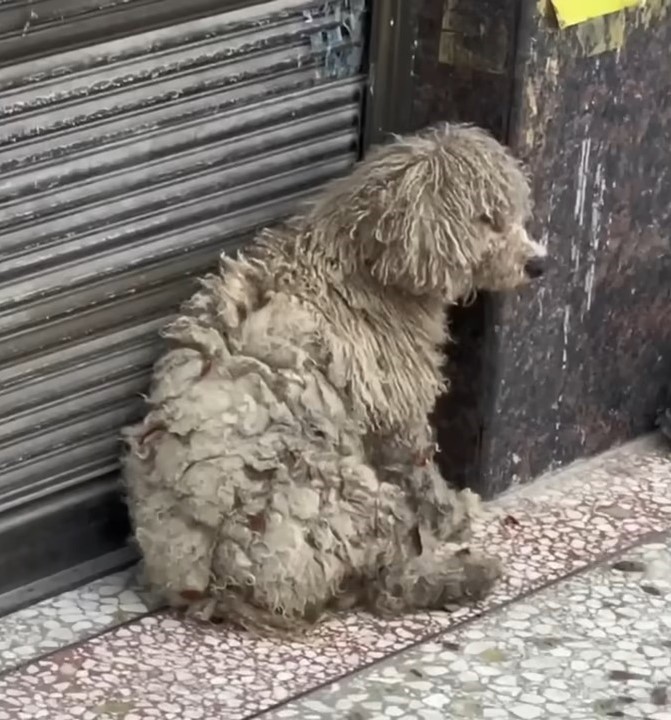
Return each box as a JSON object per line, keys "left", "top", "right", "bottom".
{"left": 122, "top": 123, "right": 546, "bottom": 634}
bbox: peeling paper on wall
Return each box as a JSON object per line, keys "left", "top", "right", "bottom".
{"left": 549, "top": 0, "right": 641, "bottom": 27}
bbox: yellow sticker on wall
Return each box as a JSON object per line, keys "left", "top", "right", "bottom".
{"left": 550, "top": 0, "right": 641, "bottom": 26}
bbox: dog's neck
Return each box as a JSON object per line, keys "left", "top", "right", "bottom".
{"left": 227, "top": 227, "right": 455, "bottom": 433}
{"left": 284, "top": 254, "right": 451, "bottom": 433}
{"left": 321, "top": 275, "right": 449, "bottom": 433}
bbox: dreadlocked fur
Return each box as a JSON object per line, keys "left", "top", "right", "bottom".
{"left": 122, "top": 123, "right": 547, "bottom": 635}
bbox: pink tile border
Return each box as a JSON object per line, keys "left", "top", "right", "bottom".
{"left": 0, "top": 437, "right": 669, "bottom": 720}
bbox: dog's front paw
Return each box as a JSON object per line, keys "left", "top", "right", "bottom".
{"left": 460, "top": 549, "right": 502, "bottom": 601}
{"left": 438, "top": 547, "right": 502, "bottom": 606}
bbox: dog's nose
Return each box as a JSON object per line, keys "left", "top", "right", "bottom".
{"left": 524, "top": 256, "right": 546, "bottom": 279}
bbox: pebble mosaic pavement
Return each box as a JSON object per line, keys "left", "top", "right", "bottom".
{"left": 0, "top": 568, "right": 155, "bottom": 675}
{"left": 0, "top": 436, "right": 668, "bottom": 719}
{"left": 265, "top": 535, "right": 671, "bottom": 720}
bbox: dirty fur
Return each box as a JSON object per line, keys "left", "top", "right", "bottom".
{"left": 122, "top": 123, "right": 546, "bottom": 635}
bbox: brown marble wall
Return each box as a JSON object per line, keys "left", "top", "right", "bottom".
{"left": 409, "top": 1, "right": 671, "bottom": 495}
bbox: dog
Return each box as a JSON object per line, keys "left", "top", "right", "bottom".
{"left": 122, "top": 123, "right": 546, "bottom": 634}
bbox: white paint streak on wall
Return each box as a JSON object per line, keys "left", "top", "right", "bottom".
{"left": 536, "top": 284, "right": 546, "bottom": 319}
{"left": 584, "top": 161, "right": 607, "bottom": 315}
{"left": 562, "top": 303, "right": 571, "bottom": 370}
{"left": 554, "top": 392, "right": 564, "bottom": 433}
{"left": 535, "top": 230, "right": 550, "bottom": 319}
{"left": 571, "top": 241, "right": 581, "bottom": 272}
{"left": 574, "top": 138, "right": 592, "bottom": 227}
{"left": 554, "top": 300, "right": 571, "bottom": 450}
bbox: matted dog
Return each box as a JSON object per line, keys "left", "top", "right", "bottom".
{"left": 123, "top": 123, "right": 547, "bottom": 634}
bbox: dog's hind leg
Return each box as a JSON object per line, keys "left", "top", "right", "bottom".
{"left": 125, "top": 447, "right": 237, "bottom": 607}
{"left": 130, "top": 487, "right": 216, "bottom": 603}
{"left": 369, "top": 546, "right": 501, "bottom": 616}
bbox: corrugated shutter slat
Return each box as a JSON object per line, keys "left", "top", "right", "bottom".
{"left": 0, "top": 0, "right": 368, "bottom": 531}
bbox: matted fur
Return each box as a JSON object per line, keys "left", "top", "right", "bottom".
{"left": 122, "top": 124, "right": 546, "bottom": 635}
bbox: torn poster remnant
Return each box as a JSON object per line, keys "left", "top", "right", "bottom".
{"left": 549, "top": 0, "right": 641, "bottom": 27}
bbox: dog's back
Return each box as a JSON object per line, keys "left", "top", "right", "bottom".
{"left": 122, "top": 258, "right": 397, "bottom": 631}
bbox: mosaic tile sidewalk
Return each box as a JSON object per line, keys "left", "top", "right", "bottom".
{"left": 0, "top": 566, "right": 163, "bottom": 675}
{"left": 0, "top": 436, "right": 668, "bottom": 719}
{"left": 265, "top": 533, "right": 671, "bottom": 720}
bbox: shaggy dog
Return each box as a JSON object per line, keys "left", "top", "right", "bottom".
{"left": 122, "top": 123, "right": 547, "bottom": 634}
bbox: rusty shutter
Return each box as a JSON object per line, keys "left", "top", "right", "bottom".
{"left": 0, "top": 0, "right": 368, "bottom": 609}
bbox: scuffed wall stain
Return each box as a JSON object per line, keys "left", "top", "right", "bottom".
{"left": 520, "top": 56, "right": 561, "bottom": 160}
{"left": 638, "top": 0, "right": 671, "bottom": 27}
{"left": 574, "top": 11, "right": 627, "bottom": 55}
{"left": 438, "top": 0, "right": 508, "bottom": 72}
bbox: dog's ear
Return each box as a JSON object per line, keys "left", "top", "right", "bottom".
{"left": 306, "top": 125, "right": 529, "bottom": 296}
{"left": 358, "top": 145, "right": 483, "bottom": 296}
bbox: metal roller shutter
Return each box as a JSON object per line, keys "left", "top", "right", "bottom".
{"left": 0, "top": 0, "right": 369, "bottom": 610}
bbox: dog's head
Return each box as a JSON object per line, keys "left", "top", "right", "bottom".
{"left": 307, "top": 123, "right": 546, "bottom": 299}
